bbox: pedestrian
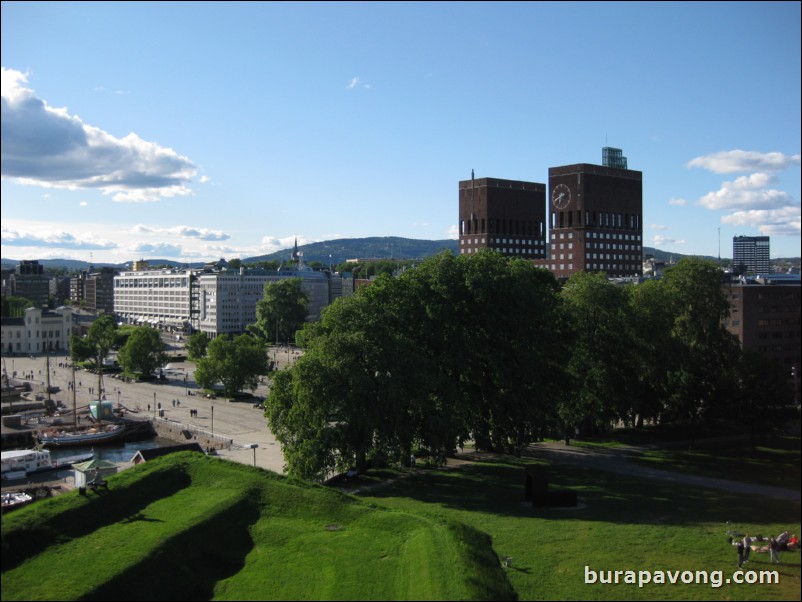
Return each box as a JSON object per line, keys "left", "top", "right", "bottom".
{"left": 743, "top": 532, "right": 752, "bottom": 564}
{"left": 769, "top": 536, "right": 780, "bottom": 564}
{"left": 735, "top": 539, "right": 745, "bottom": 568}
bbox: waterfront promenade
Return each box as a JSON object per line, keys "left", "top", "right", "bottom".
{"left": 1, "top": 346, "right": 299, "bottom": 474}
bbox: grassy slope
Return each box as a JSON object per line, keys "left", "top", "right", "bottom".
{"left": 360, "top": 454, "right": 801, "bottom": 601}
{"left": 0, "top": 453, "right": 513, "bottom": 601}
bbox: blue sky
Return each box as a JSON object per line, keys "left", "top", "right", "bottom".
{"left": 2, "top": 1, "right": 800, "bottom": 264}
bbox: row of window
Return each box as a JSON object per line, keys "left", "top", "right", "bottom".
{"left": 549, "top": 232, "right": 643, "bottom": 241}
{"left": 460, "top": 247, "right": 546, "bottom": 255}
{"left": 115, "top": 277, "right": 189, "bottom": 288}
{"left": 551, "top": 211, "right": 641, "bottom": 230}
{"left": 460, "top": 218, "right": 545, "bottom": 237}
{"left": 461, "top": 237, "right": 546, "bottom": 246}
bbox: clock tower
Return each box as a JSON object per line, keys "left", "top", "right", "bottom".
{"left": 547, "top": 148, "right": 643, "bottom": 280}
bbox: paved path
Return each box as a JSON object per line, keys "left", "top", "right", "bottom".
{"left": 522, "top": 440, "right": 801, "bottom": 503}
{"left": 2, "top": 351, "right": 293, "bottom": 474}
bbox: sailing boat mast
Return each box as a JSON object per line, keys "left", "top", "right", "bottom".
{"left": 45, "top": 352, "right": 52, "bottom": 408}
{"left": 96, "top": 351, "right": 103, "bottom": 427}
{"left": 72, "top": 360, "right": 77, "bottom": 431}
{"left": 2, "top": 359, "right": 11, "bottom": 414}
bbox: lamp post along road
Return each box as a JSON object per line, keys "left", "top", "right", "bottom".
{"left": 247, "top": 443, "right": 259, "bottom": 466}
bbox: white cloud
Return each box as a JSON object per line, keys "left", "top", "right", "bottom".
{"left": 447, "top": 225, "right": 459, "bottom": 239}
{"left": 697, "top": 172, "right": 794, "bottom": 210}
{"left": 346, "top": 76, "right": 371, "bottom": 90}
{"left": 687, "top": 150, "right": 801, "bottom": 174}
{"left": 1, "top": 226, "right": 117, "bottom": 250}
{"left": 127, "top": 241, "right": 183, "bottom": 256}
{"left": 668, "top": 197, "right": 686, "bottom": 206}
{"left": 258, "top": 235, "right": 315, "bottom": 254}
{"left": 1, "top": 67, "right": 198, "bottom": 202}
{"left": 721, "top": 206, "right": 801, "bottom": 237}
{"left": 130, "top": 224, "right": 230, "bottom": 241}
{"left": 652, "top": 234, "right": 685, "bottom": 246}
{"left": 650, "top": 224, "right": 669, "bottom": 230}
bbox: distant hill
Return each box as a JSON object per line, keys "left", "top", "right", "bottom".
{"left": 3, "top": 238, "right": 798, "bottom": 273}
{"left": 0, "top": 258, "right": 203, "bottom": 272}
{"left": 244, "top": 236, "right": 458, "bottom": 266}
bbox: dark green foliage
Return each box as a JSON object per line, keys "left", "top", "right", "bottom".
{"left": 268, "top": 252, "right": 789, "bottom": 479}
{"left": 194, "top": 334, "right": 267, "bottom": 397}
{"left": 268, "top": 251, "right": 566, "bottom": 479}
{"left": 116, "top": 327, "right": 168, "bottom": 377}
{"left": 250, "top": 277, "right": 310, "bottom": 344}
{"left": 0, "top": 296, "right": 34, "bottom": 317}
{"left": 186, "top": 331, "right": 210, "bottom": 360}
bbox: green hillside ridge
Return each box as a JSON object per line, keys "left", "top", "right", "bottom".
{"left": 3, "top": 236, "right": 769, "bottom": 273}
{"left": 0, "top": 452, "right": 513, "bottom": 602}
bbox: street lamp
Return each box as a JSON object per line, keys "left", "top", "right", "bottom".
{"left": 246, "top": 443, "right": 259, "bottom": 466}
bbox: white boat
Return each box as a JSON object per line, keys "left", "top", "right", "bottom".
{"left": 1, "top": 448, "right": 94, "bottom": 480}
{"left": 1, "top": 491, "right": 33, "bottom": 511}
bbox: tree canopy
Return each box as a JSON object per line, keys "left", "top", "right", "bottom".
{"left": 186, "top": 331, "right": 210, "bottom": 361}
{"left": 194, "top": 334, "right": 268, "bottom": 398}
{"left": 250, "top": 278, "right": 309, "bottom": 344}
{"left": 265, "top": 253, "right": 792, "bottom": 480}
{"left": 266, "top": 251, "right": 566, "bottom": 480}
{"left": 116, "top": 327, "right": 168, "bottom": 378}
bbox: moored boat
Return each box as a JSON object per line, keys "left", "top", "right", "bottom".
{"left": 38, "top": 424, "right": 124, "bottom": 447}
{"left": 1, "top": 447, "right": 94, "bottom": 479}
{"left": 1, "top": 491, "right": 33, "bottom": 511}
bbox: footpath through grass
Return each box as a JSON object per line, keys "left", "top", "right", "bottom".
{"left": 359, "top": 448, "right": 801, "bottom": 601}
{"left": 1, "top": 453, "right": 513, "bottom": 601}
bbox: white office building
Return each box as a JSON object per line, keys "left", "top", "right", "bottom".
{"left": 196, "top": 267, "right": 331, "bottom": 338}
{"left": 114, "top": 263, "right": 346, "bottom": 338}
{"left": 113, "top": 268, "right": 193, "bottom": 331}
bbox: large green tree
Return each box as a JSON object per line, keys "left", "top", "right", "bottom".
{"left": 560, "top": 272, "right": 635, "bottom": 434}
{"left": 661, "top": 258, "right": 741, "bottom": 445}
{"left": 117, "top": 327, "right": 168, "bottom": 378}
{"left": 71, "top": 314, "right": 118, "bottom": 367}
{"left": 626, "top": 278, "right": 675, "bottom": 427}
{"left": 733, "top": 350, "right": 795, "bottom": 448}
{"left": 250, "top": 278, "right": 310, "bottom": 344}
{"left": 186, "top": 331, "right": 210, "bottom": 361}
{"left": 266, "top": 251, "right": 566, "bottom": 480}
{"left": 194, "top": 334, "right": 267, "bottom": 398}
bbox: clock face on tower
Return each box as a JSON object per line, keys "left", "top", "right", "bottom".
{"left": 552, "top": 184, "right": 571, "bottom": 209}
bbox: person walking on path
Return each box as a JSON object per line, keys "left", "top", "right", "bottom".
{"left": 743, "top": 533, "right": 752, "bottom": 564}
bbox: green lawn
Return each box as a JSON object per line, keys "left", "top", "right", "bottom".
{"left": 359, "top": 453, "right": 801, "bottom": 601}
{"left": 3, "top": 442, "right": 799, "bottom": 601}
{"left": 1, "top": 453, "right": 512, "bottom": 601}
